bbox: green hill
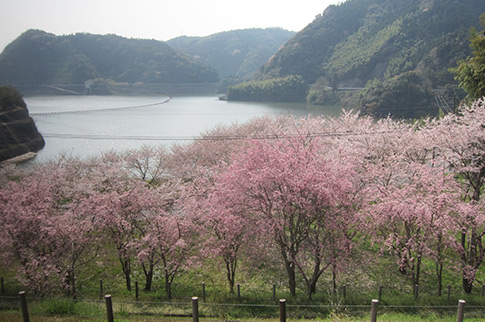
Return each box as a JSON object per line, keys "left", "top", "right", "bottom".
{"left": 251, "top": 0, "right": 485, "bottom": 117}
{"left": 167, "top": 28, "right": 295, "bottom": 81}
{"left": 259, "top": 0, "right": 485, "bottom": 87}
{"left": 0, "top": 30, "right": 219, "bottom": 89}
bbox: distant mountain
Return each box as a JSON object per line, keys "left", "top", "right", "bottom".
{"left": 0, "top": 30, "right": 219, "bottom": 88}
{"left": 257, "top": 0, "right": 485, "bottom": 88}
{"left": 167, "top": 28, "right": 295, "bottom": 80}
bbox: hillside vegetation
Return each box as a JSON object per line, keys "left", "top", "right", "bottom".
{"left": 259, "top": 0, "right": 485, "bottom": 87}
{"left": 236, "top": 0, "right": 485, "bottom": 117}
{"left": 168, "top": 28, "right": 295, "bottom": 81}
{"left": 226, "top": 75, "right": 307, "bottom": 102}
{"left": 0, "top": 30, "right": 219, "bottom": 87}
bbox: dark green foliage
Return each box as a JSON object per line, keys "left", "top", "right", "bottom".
{"left": 360, "top": 72, "right": 437, "bottom": 118}
{"left": 306, "top": 77, "right": 338, "bottom": 105}
{"left": 0, "top": 86, "right": 25, "bottom": 110}
{"left": 168, "top": 28, "right": 295, "bottom": 81}
{"left": 0, "top": 30, "right": 219, "bottom": 86}
{"left": 258, "top": 0, "right": 485, "bottom": 88}
{"left": 451, "top": 14, "right": 485, "bottom": 100}
{"left": 0, "top": 30, "right": 97, "bottom": 85}
{"left": 227, "top": 75, "right": 307, "bottom": 102}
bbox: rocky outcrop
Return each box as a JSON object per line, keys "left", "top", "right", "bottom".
{"left": 0, "top": 86, "right": 44, "bottom": 162}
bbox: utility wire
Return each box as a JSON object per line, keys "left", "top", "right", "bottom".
{"left": 42, "top": 130, "right": 402, "bottom": 141}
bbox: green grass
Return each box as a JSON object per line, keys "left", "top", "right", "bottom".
{"left": 2, "top": 253, "right": 485, "bottom": 321}
{"left": 1, "top": 312, "right": 485, "bottom": 321}
{"left": 2, "top": 296, "right": 485, "bottom": 321}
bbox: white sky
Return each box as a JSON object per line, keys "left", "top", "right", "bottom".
{"left": 0, "top": 0, "right": 342, "bottom": 52}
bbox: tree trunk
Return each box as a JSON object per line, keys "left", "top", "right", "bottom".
{"left": 64, "top": 270, "right": 77, "bottom": 299}
{"left": 142, "top": 262, "right": 154, "bottom": 291}
{"left": 415, "top": 254, "right": 422, "bottom": 289}
{"left": 463, "top": 276, "right": 474, "bottom": 294}
{"left": 436, "top": 262, "right": 443, "bottom": 296}
{"left": 165, "top": 272, "right": 170, "bottom": 297}
{"left": 119, "top": 253, "right": 131, "bottom": 291}
{"left": 285, "top": 261, "right": 297, "bottom": 296}
{"left": 225, "top": 257, "right": 236, "bottom": 294}
{"left": 280, "top": 247, "right": 297, "bottom": 296}
{"left": 124, "top": 268, "right": 131, "bottom": 292}
{"left": 145, "top": 272, "right": 153, "bottom": 291}
{"left": 310, "top": 279, "right": 317, "bottom": 296}
{"left": 435, "top": 234, "right": 444, "bottom": 297}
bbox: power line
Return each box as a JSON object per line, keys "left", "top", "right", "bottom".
{"left": 42, "top": 130, "right": 401, "bottom": 141}
{"left": 35, "top": 111, "right": 287, "bottom": 116}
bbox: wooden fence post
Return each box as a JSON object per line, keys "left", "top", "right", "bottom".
{"left": 237, "top": 284, "right": 241, "bottom": 299}
{"left": 370, "top": 299, "right": 378, "bottom": 322}
{"left": 273, "top": 284, "right": 276, "bottom": 301}
{"left": 105, "top": 294, "right": 114, "bottom": 322}
{"left": 343, "top": 285, "right": 346, "bottom": 299}
{"left": 447, "top": 285, "right": 451, "bottom": 300}
{"left": 279, "top": 299, "right": 286, "bottom": 322}
{"left": 1, "top": 277, "right": 4, "bottom": 295}
{"left": 192, "top": 297, "right": 199, "bottom": 322}
{"left": 202, "top": 282, "right": 206, "bottom": 302}
{"left": 482, "top": 284, "right": 485, "bottom": 297}
{"left": 19, "top": 291, "right": 30, "bottom": 322}
{"left": 378, "top": 285, "right": 383, "bottom": 301}
{"left": 457, "top": 299, "right": 465, "bottom": 322}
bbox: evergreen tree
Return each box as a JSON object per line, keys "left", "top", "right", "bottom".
{"left": 452, "top": 14, "right": 485, "bottom": 100}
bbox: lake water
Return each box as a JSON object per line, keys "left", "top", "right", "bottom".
{"left": 26, "top": 95, "right": 343, "bottom": 162}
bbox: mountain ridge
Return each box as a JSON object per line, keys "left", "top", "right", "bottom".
{"left": 257, "top": 0, "right": 485, "bottom": 88}
{"left": 0, "top": 30, "right": 219, "bottom": 88}
{"left": 167, "top": 28, "right": 295, "bottom": 81}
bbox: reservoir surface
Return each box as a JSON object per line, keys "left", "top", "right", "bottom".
{"left": 26, "top": 95, "right": 343, "bottom": 162}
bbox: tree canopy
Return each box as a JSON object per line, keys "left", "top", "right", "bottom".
{"left": 452, "top": 14, "right": 485, "bottom": 100}
{"left": 0, "top": 30, "right": 219, "bottom": 86}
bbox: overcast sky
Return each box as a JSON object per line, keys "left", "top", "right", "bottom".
{"left": 0, "top": 0, "right": 342, "bottom": 52}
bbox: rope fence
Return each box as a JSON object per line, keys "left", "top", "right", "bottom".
{"left": 2, "top": 292, "right": 483, "bottom": 322}
{"left": 2, "top": 277, "right": 485, "bottom": 321}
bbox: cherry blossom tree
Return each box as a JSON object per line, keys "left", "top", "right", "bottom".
{"left": 125, "top": 145, "right": 169, "bottom": 184}
{"left": 0, "top": 177, "right": 59, "bottom": 295}
{"left": 93, "top": 182, "right": 154, "bottom": 291}
{"left": 429, "top": 98, "right": 485, "bottom": 293}
{"left": 185, "top": 175, "right": 252, "bottom": 294}
{"left": 212, "top": 137, "right": 360, "bottom": 297}
{"left": 366, "top": 161, "right": 461, "bottom": 290}
{"left": 133, "top": 180, "right": 181, "bottom": 291}
{"left": 0, "top": 163, "right": 99, "bottom": 298}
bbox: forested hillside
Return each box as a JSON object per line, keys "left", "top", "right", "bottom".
{"left": 258, "top": 0, "right": 485, "bottom": 87}
{"left": 0, "top": 30, "right": 219, "bottom": 87}
{"left": 168, "top": 28, "right": 294, "bottom": 81}
{"left": 247, "top": 0, "right": 485, "bottom": 117}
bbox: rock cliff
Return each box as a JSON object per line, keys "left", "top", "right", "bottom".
{"left": 0, "top": 86, "right": 44, "bottom": 162}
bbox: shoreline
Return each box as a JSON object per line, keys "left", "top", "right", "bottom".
{"left": 2, "top": 152, "right": 37, "bottom": 164}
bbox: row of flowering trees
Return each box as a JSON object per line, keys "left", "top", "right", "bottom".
{"left": 1, "top": 98, "right": 485, "bottom": 298}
